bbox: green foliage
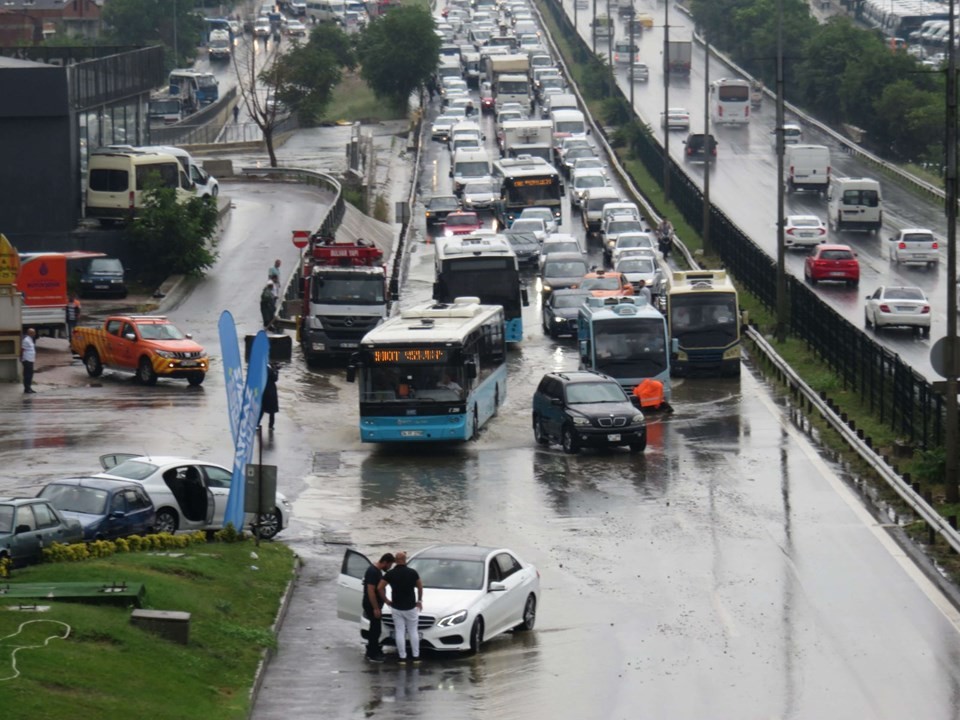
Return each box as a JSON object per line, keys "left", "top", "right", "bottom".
{"left": 602, "top": 96, "right": 633, "bottom": 127}
{"left": 913, "top": 447, "right": 947, "bottom": 484}
{"left": 128, "top": 175, "right": 219, "bottom": 282}
{"left": 102, "top": 0, "right": 204, "bottom": 66}
{"left": 269, "top": 23, "right": 356, "bottom": 126}
{"left": 358, "top": 5, "right": 442, "bottom": 111}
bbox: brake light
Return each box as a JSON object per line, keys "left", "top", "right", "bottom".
{"left": 745, "top": 106, "right": 750, "bottom": 118}
{"left": 789, "top": 165, "right": 795, "bottom": 176}
{"left": 129, "top": 191, "right": 135, "bottom": 209}
{"left": 922, "top": 305, "right": 931, "bottom": 314}
{"left": 933, "top": 241, "right": 939, "bottom": 249}
{"left": 718, "top": 106, "right": 723, "bottom": 116}
{"left": 786, "top": 228, "right": 795, "bottom": 235}
{"left": 879, "top": 304, "right": 891, "bottom": 313}
{"left": 817, "top": 228, "right": 826, "bottom": 235}
{"left": 899, "top": 242, "right": 907, "bottom": 249}
{"left": 827, "top": 166, "right": 831, "bottom": 176}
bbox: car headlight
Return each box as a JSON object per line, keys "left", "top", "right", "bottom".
{"left": 542, "top": 284, "right": 552, "bottom": 292}
{"left": 571, "top": 415, "right": 591, "bottom": 426}
{"left": 552, "top": 316, "right": 562, "bottom": 324}
{"left": 437, "top": 609, "right": 468, "bottom": 628}
{"left": 631, "top": 413, "right": 645, "bottom": 424}
{"left": 155, "top": 350, "right": 175, "bottom": 359}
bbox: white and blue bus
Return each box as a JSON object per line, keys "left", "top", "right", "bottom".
{"left": 434, "top": 235, "right": 529, "bottom": 343}
{"left": 346, "top": 298, "right": 507, "bottom": 443}
{"left": 577, "top": 296, "right": 674, "bottom": 400}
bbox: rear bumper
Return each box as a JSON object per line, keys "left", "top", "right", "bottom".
{"left": 572, "top": 426, "right": 646, "bottom": 447}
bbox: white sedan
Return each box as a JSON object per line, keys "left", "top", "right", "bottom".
{"left": 783, "top": 214, "right": 827, "bottom": 249}
{"left": 337, "top": 544, "right": 540, "bottom": 654}
{"left": 661, "top": 107, "right": 690, "bottom": 131}
{"left": 95, "top": 454, "right": 291, "bottom": 539}
{"left": 864, "top": 286, "right": 931, "bottom": 336}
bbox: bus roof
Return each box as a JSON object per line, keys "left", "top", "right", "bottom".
{"left": 435, "top": 235, "right": 515, "bottom": 259}
{"left": 494, "top": 157, "right": 560, "bottom": 177}
{"left": 362, "top": 299, "right": 504, "bottom": 345}
{"left": 579, "top": 295, "right": 663, "bottom": 320}
{"left": 669, "top": 270, "right": 736, "bottom": 292}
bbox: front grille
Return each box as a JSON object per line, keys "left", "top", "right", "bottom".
{"left": 318, "top": 315, "right": 381, "bottom": 341}
{"left": 172, "top": 351, "right": 203, "bottom": 359}
{"left": 383, "top": 615, "right": 435, "bottom": 630}
{"left": 597, "top": 416, "right": 627, "bottom": 428}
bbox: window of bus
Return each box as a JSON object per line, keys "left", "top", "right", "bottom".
{"left": 716, "top": 84, "right": 749, "bottom": 102}
{"left": 505, "top": 177, "right": 559, "bottom": 205}
{"left": 670, "top": 296, "right": 738, "bottom": 341}
{"left": 362, "top": 353, "right": 467, "bottom": 402}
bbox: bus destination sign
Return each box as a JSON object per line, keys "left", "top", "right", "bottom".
{"left": 372, "top": 348, "right": 448, "bottom": 364}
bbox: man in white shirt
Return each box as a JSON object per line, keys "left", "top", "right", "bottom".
{"left": 21, "top": 328, "right": 36, "bottom": 394}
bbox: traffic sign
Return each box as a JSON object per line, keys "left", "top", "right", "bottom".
{"left": 930, "top": 336, "right": 960, "bottom": 378}
{"left": 292, "top": 230, "right": 310, "bottom": 249}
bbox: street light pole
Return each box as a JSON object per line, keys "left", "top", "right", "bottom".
{"left": 702, "top": 34, "right": 711, "bottom": 254}
{"left": 629, "top": 3, "right": 636, "bottom": 110}
{"left": 173, "top": 0, "right": 179, "bottom": 65}
{"left": 775, "top": 0, "right": 788, "bottom": 342}
{"left": 663, "top": 0, "right": 670, "bottom": 201}
{"left": 944, "top": 0, "right": 959, "bottom": 502}
{"left": 592, "top": 0, "right": 598, "bottom": 55}
{"left": 606, "top": 0, "right": 613, "bottom": 96}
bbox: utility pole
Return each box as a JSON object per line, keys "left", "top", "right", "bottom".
{"left": 606, "top": 0, "right": 613, "bottom": 96}
{"left": 775, "top": 0, "right": 788, "bottom": 342}
{"left": 592, "top": 0, "right": 598, "bottom": 55}
{"left": 173, "top": 0, "right": 179, "bottom": 65}
{"left": 629, "top": 3, "right": 636, "bottom": 110}
{"left": 575, "top": 0, "right": 579, "bottom": 31}
{"left": 663, "top": 1, "right": 670, "bottom": 201}
{"left": 944, "top": 0, "right": 959, "bottom": 503}
{"left": 702, "top": 34, "right": 711, "bottom": 255}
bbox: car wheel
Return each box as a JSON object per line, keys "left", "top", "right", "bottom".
{"left": 848, "top": 278, "right": 859, "bottom": 288}
{"left": 255, "top": 509, "right": 281, "bottom": 539}
{"left": 154, "top": 508, "right": 178, "bottom": 534}
{"left": 865, "top": 311, "right": 873, "bottom": 330}
{"left": 469, "top": 616, "right": 485, "bottom": 654}
{"left": 187, "top": 373, "right": 205, "bottom": 387}
{"left": 808, "top": 273, "right": 818, "bottom": 286}
{"left": 629, "top": 433, "right": 647, "bottom": 452}
{"left": 561, "top": 426, "right": 580, "bottom": 455}
{"left": 84, "top": 348, "right": 103, "bottom": 378}
{"left": 923, "top": 326, "right": 931, "bottom": 338}
{"left": 494, "top": 386, "right": 500, "bottom": 414}
{"left": 471, "top": 408, "right": 480, "bottom": 441}
{"left": 137, "top": 357, "right": 158, "bottom": 386}
{"left": 534, "top": 415, "right": 549, "bottom": 446}
{"left": 515, "top": 594, "right": 537, "bottom": 631}
{"left": 211, "top": 185, "right": 219, "bottom": 197}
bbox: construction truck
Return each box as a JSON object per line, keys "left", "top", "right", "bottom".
{"left": 298, "top": 234, "right": 389, "bottom": 364}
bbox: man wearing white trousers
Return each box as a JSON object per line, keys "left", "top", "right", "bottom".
{"left": 379, "top": 551, "right": 424, "bottom": 664}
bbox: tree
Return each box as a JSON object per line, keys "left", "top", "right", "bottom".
{"left": 358, "top": 6, "right": 442, "bottom": 112}
{"left": 272, "top": 24, "right": 356, "bottom": 126}
{"left": 102, "top": 0, "right": 204, "bottom": 66}
{"left": 129, "top": 177, "right": 219, "bottom": 282}
{"left": 233, "top": 36, "right": 289, "bottom": 167}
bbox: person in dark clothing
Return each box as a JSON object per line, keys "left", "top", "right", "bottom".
{"left": 260, "top": 282, "right": 277, "bottom": 330}
{"left": 259, "top": 363, "right": 279, "bottom": 430}
{"left": 379, "top": 551, "right": 424, "bottom": 663}
{"left": 362, "top": 553, "right": 395, "bottom": 662}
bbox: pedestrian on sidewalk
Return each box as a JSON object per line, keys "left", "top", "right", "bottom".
{"left": 378, "top": 551, "right": 423, "bottom": 664}
{"left": 21, "top": 328, "right": 36, "bottom": 394}
{"left": 362, "top": 553, "right": 396, "bottom": 662}
{"left": 65, "top": 294, "right": 81, "bottom": 340}
{"left": 259, "top": 363, "right": 280, "bottom": 430}
{"left": 233, "top": 105, "right": 240, "bottom": 123}
{"left": 260, "top": 281, "right": 277, "bottom": 331}
{"left": 268, "top": 258, "right": 281, "bottom": 285}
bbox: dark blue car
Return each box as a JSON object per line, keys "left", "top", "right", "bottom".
{"left": 37, "top": 478, "right": 155, "bottom": 541}
{"left": 79, "top": 257, "right": 127, "bottom": 298}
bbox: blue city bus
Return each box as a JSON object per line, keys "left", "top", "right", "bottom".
{"left": 168, "top": 70, "right": 219, "bottom": 112}
{"left": 666, "top": 270, "right": 741, "bottom": 377}
{"left": 577, "top": 296, "right": 675, "bottom": 400}
{"left": 492, "top": 156, "right": 563, "bottom": 227}
{"left": 433, "top": 235, "right": 528, "bottom": 343}
{"left": 346, "top": 298, "right": 507, "bottom": 443}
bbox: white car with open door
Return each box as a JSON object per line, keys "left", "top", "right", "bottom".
{"left": 337, "top": 544, "right": 540, "bottom": 655}
{"left": 95, "top": 454, "right": 291, "bottom": 539}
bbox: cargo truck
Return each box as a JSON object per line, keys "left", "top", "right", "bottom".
{"left": 665, "top": 40, "right": 692, "bottom": 75}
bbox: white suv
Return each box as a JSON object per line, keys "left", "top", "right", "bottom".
{"left": 890, "top": 228, "right": 939, "bottom": 267}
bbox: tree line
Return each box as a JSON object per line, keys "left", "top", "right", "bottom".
{"left": 689, "top": 0, "right": 944, "bottom": 165}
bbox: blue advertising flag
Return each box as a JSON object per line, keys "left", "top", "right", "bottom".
{"left": 218, "top": 310, "right": 244, "bottom": 442}
{"left": 223, "top": 331, "right": 269, "bottom": 530}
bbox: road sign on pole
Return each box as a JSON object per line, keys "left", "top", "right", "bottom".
{"left": 292, "top": 230, "right": 310, "bottom": 249}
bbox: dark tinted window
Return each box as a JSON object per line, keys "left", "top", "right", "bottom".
{"left": 495, "top": 552, "right": 521, "bottom": 579}
{"left": 820, "top": 249, "right": 854, "bottom": 261}
{"left": 89, "top": 169, "right": 129, "bottom": 192}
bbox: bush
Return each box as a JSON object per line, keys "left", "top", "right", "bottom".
{"left": 40, "top": 530, "right": 211, "bottom": 566}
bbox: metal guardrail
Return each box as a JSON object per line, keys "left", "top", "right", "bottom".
{"left": 385, "top": 114, "right": 425, "bottom": 311}
{"left": 151, "top": 87, "right": 239, "bottom": 146}
{"left": 748, "top": 326, "right": 960, "bottom": 555}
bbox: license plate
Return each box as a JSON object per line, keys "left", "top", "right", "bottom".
{"left": 94, "top": 284, "right": 109, "bottom": 290}
{"left": 607, "top": 434, "right": 621, "bottom": 442}
{"left": 831, "top": 271, "right": 847, "bottom": 277}
{"left": 798, "top": 233, "right": 813, "bottom": 238}
{"left": 340, "top": 343, "right": 359, "bottom": 349}
{"left": 180, "top": 360, "right": 197, "bottom": 367}
{"left": 401, "top": 431, "right": 424, "bottom": 437}
{"left": 895, "top": 306, "right": 914, "bottom": 312}
{"left": 390, "top": 631, "right": 423, "bottom": 640}
{"left": 913, "top": 254, "right": 925, "bottom": 259}
{"left": 312, "top": 342, "right": 326, "bottom": 351}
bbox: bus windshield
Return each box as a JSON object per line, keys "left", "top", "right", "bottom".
{"left": 670, "top": 294, "right": 738, "bottom": 346}
{"left": 361, "top": 363, "right": 466, "bottom": 402}
{"left": 593, "top": 318, "right": 668, "bottom": 377}
{"left": 504, "top": 178, "right": 560, "bottom": 205}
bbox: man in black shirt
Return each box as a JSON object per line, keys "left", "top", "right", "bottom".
{"left": 378, "top": 551, "right": 424, "bottom": 664}
{"left": 362, "top": 553, "right": 395, "bottom": 662}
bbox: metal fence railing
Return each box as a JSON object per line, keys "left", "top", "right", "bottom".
{"left": 538, "top": 0, "right": 947, "bottom": 449}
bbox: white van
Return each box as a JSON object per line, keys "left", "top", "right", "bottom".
{"left": 107, "top": 144, "right": 219, "bottom": 198}
{"left": 450, "top": 148, "right": 493, "bottom": 194}
{"left": 86, "top": 150, "right": 195, "bottom": 224}
{"left": 305, "top": 0, "right": 345, "bottom": 23}
{"left": 827, "top": 177, "right": 883, "bottom": 233}
{"left": 551, "top": 109, "right": 588, "bottom": 158}
{"left": 541, "top": 92, "right": 578, "bottom": 119}
{"left": 784, "top": 144, "right": 830, "bottom": 195}
{"left": 581, "top": 187, "right": 622, "bottom": 233}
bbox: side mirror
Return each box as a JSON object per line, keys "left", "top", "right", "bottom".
{"left": 111, "top": 510, "right": 125, "bottom": 518}
{"left": 521, "top": 286, "right": 529, "bottom": 306}
{"left": 630, "top": 395, "right": 641, "bottom": 409}
{"left": 346, "top": 353, "right": 359, "bottom": 383}
{"left": 449, "top": 170, "right": 453, "bottom": 178}
{"left": 465, "top": 360, "right": 478, "bottom": 379}
{"left": 671, "top": 338, "right": 679, "bottom": 354}
{"left": 124, "top": 332, "right": 136, "bottom": 341}
{"left": 488, "top": 581, "right": 506, "bottom": 592}
{"left": 579, "top": 339, "right": 589, "bottom": 360}
{"left": 185, "top": 333, "right": 193, "bottom": 340}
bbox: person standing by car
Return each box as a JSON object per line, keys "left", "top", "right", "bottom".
{"left": 379, "top": 551, "right": 424, "bottom": 664}
{"left": 65, "top": 294, "right": 81, "bottom": 340}
{"left": 362, "top": 553, "right": 395, "bottom": 662}
{"left": 21, "top": 327, "right": 36, "bottom": 394}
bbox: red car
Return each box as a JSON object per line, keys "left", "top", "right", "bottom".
{"left": 480, "top": 82, "right": 495, "bottom": 113}
{"left": 443, "top": 211, "right": 482, "bottom": 236}
{"left": 804, "top": 244, "right": 860, "bottom": 287}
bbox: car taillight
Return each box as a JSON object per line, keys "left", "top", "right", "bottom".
{"left": 789, "top": 165, "right": 795, "bottom": 176}
{"left": 718, "top": 107, "right": 723, "bottom": 116}
{"left": 129, "top": 191, "right": 135, "bottom": 209}
{"left": 745, "top": 106, "right": 750, "bottom": 117}
{"left": 817, "top": 228, "right": 826, "bottom": 235}
{"left": 879, "top": 304, "right": 891, "bottom": 313}
{"left": 922, "top": 305, "right": 931, "bottom": 314}
{"left": 933, "top": 241, "right": 939, "bottom": 249}
{"left": 899, "top": 242, "right": 907, "bottom": 249}
{"left": 786, "top": 228, "right": 795, "bottom": 235}
{"left": 827, "top": 166, "right": 831, "bottom": 176}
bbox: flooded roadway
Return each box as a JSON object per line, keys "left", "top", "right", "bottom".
{"left": 4, "top": 184, "right": 960, "bottom": 718}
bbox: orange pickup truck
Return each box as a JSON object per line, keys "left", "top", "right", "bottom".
{"left": 70, "top": 315, "right": 209, "bottom": 386}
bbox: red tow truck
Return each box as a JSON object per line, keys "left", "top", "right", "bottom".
{"left": 298, "top": 234, "right": 388, "bottom": 364}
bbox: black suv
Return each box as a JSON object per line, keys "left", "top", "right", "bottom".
{"left": 532, "top": 371, "right": 647, "bottom": 454}
{"left": 683, "top": 133, "right": 717, "bottom": 162}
